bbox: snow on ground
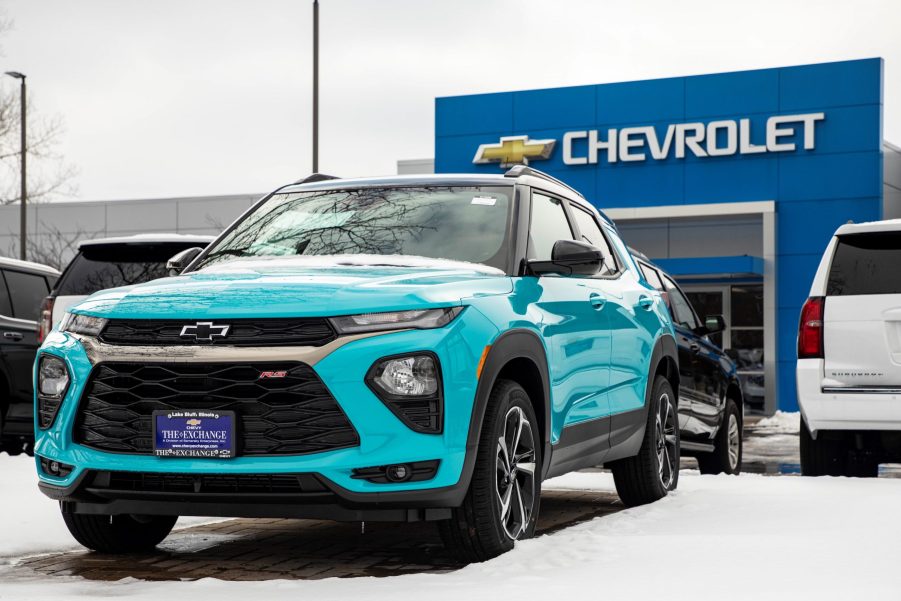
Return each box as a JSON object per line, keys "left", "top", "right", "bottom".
{"left": 0, "top": 454, "right": 224, "bottom": 559}
{"left": 755, "top": 410, "right": 801, "bottom": 434}
{"left": 2, "top": 453, "right": 901, "bottom": 600}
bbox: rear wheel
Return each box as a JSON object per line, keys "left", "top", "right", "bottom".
{"left": 61, "top": 509, "right": 177, "bottom": 553}
{"left": 439, "top": 379, "right": 541, "bottom": 563}
{"left": 697, "top": 399, "right": 742, "bottom": 475}
{"left": 799, "top": 419, "right": 858, "bottom": 477}
{"left": 611, "top": 375, "right": 679, "bottom": 507}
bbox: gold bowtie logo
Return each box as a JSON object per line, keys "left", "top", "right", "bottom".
{"left": 473, "top": 135, "right": 556, "bottom": 168}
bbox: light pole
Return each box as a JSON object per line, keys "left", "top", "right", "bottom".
{"left": 5, "top": 71, "right": 26, "bottom": 261}
{"left": 312, "top": 0, "right": 319, "bottom": 173}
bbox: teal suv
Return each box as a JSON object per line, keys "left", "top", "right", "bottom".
{"left": 35, "top": 167, "right": 679, "bottom": 561}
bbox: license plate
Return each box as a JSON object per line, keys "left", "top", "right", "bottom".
{"left": 152, "top": 410, "right": 236, "bottom": 458}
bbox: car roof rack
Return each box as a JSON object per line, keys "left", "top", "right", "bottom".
{"left": 503, "top": 165, "right": 584, "bottom": 198}
{"left": 294, "top": 173, "right": 341, "bottom": 184}
{"left": 628, "top": 246, "right": 651, "bottom": 262}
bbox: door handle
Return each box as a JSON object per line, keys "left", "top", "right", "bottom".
{"left": 2, "top": 331, "right": 23, "bottom": 341}
{"left": 588, "top": 292, "right": 606, "bottom": 310}
{"left": 690, "top": 343, "right": 701, "bottom": 354}
{"left": 637, "top": 295, "right": 654, "bottom": 310}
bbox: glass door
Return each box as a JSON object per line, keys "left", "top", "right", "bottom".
{"left": 683, "top": 284, "right": 765, "bottom": 411}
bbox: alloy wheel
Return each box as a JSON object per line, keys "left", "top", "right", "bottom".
{"left": 727, "top": 412, "right": 741, "bottom": 471}
{"left": 495, "top": 406, "right": 537, "bottom": 540}
{"left": 655, "top": 392, "right": 678, "bottom": 489}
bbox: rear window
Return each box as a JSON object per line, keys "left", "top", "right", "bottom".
{"left": 55, "top": 243, "right": 204, "bottom": 296}
{"left": 827, "top": 232, "right": 901, "bottom": 296}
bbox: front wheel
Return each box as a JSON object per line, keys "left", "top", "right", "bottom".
{"left": 61, "top": 509, "right": 177, "bottom": 553}
{"left": 439, "top": 379, "right": 541, "bottom": 563}
{"left": 611, "top": 375, "right": 679, "bottom": 507}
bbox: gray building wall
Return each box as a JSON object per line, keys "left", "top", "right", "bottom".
{"left": 617, "top": 214, "right": 763, "bottom": 260}
{"left": 884, "top": 142, "right": 901, "bottom": 219}
{"left": 0, "top": 194, "right": 259, "bottom": 268}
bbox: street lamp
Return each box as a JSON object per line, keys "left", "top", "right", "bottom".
{"left": 312, "top": 0, "right": 319, "bottom": 173}
{"left": 5, "top": 71, "right": 26, "bottom": 261}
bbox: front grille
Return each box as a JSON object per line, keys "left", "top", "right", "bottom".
{"left": 85, "top": 471, "right": 331, "bottom": 497}
{"left": 74, "top": 362, "right": 359, "bottom": 456}
{"left": 99, "top": 318, "right": 336, "bottom": 347}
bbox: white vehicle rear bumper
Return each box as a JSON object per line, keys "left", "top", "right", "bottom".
{"left": 797, "top": 358, "right": 901, "bottom": 435}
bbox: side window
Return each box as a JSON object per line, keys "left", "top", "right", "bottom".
{"left": 0, "top": 272, "right": 12, "bottom": 317}
{"left": 529, "top": 192, "right": 575, "bottom": 261}
{"left": 662, "top": 275, "right": 698, "bottom": 330}
{"left": 3, "top": 269, "right": 50, "bottom": 322}
{"left": 570, "top": 206, "right": 619, "bottom": 277}
{"left": 639, "top": 263, "right": 664, "bottom": 291}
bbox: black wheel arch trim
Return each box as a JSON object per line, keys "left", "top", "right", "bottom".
{"left": 466, "top": 329, "right": 552, "bottom": 481}
{"left": 606, "top": 333, "right": 679, "bottom": 464}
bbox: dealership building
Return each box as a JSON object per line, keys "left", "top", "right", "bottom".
{"left": 415, "top": 58, "right": 901, "bottom": 414}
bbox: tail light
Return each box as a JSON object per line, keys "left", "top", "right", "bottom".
{"left": 38, "top": 296, "right": 54, "bottom": 343}
{"left": 798, "top": 297, "right": 825, "bottom": 359}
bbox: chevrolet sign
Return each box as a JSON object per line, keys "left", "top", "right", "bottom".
{"left": 473, "top": 112, "right": 825, "bottom": 167}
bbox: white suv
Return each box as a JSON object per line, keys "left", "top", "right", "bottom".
{"left": 797, "top": 219, "right": 901, "bottom": 477}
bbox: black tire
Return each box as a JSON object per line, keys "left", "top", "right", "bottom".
{"left": 697, "top": 398, "right": 742, "bottom": 475}
{"left": 800, "top": 419, "right": 846, "bottom": 477}
{"left": 439, "top": 379, "right": 542, "bottom": 563}
{"left": 611, "top": 375, "right": 679, "bottom": 507}
{"left": 3, "top": 440, "right": 23, "bottom": 456}
{"left": 61, "top": 509, "right": 177, "bottom": 553}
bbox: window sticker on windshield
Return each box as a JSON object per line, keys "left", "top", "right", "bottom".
{"left": 471, "top": 196, "right": 497, "bottom": 206}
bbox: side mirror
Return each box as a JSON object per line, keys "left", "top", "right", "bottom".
{"left": 699, "top": 314, "right": 726, "bottom": 335}
{"left": 528, "top": 239, "right": 604, "bottom": 277}
{"left": 166, "top": 247, "right": 203, "bottom": 276}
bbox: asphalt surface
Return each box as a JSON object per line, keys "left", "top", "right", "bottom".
{"left": 9, "top": 417, "right": 899, "bottom": 582}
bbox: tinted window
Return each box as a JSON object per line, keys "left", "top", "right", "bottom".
{"left": 662, "top": 275, "right": 699, "bottom": 329}
{"left": 529, "top": 193, "right": 574, "bottom": 261}
{"left": 827, "top": 232, "right": 901, "bottom": 295}
{"left": 56, "top": 243, "right": 203, "bottom": 296}
{"left": 196, "top": 187, "right": 513, "bottom": 271}
{"left": 0, "top": 273, "right": 12, "bottom": 317}
{"left": 570, "top": 207, "right": 618, "bottom": 276}
{"left": 3, "top": 269, "right": 49, "bottom": 321}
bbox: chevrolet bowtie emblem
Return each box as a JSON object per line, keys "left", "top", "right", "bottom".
{"left": 179, "top": 321, "right": 230, "bottom": 342}
{"left": 473, "top": 135, "right": 556, "bottom": 168}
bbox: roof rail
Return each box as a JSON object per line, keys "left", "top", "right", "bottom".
{"left": 294, "top": 173, "right": 341, "bottom": 184}
{"left": 503, "top": 165, "right": 584, "bottom": 198}
{"left": 627, "top": 246, "right": 651, "bottom": 262}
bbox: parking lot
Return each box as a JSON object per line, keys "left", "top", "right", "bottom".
{"left": 7, "top": 414, "right": 892, "bottom": 584}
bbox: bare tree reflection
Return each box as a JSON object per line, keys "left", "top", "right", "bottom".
{"left": 198, "top": 187, "right": 510, "bottom": 270}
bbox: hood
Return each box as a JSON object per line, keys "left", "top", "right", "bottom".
{"left": 71, "top": 256, "right": 513, "bottom": 319}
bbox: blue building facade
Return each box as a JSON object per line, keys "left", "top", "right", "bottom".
{"left": 433, "top": 58, "right": 900, "bottom": 413}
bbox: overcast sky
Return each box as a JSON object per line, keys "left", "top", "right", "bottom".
{"left": 3, "top": 0, "right": 901, "bottom": 201}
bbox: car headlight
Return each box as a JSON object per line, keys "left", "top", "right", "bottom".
{"left": 330, "top": 307, "right": 462, "bottom": 335}
{"left": 370, "top": 355, "right": 438, "bottom": 396}
{"left": 366, "top": 353, "right": 443, "bottom": 433}
{"left": 60, "top": 312, "right": 108, "bottom": 337}
{"left": 37, "top": 354, "right": 70, "bottom": 429}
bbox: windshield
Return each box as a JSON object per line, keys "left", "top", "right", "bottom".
{"left": 195, "top": 186, "right": 513, "bottom": 271}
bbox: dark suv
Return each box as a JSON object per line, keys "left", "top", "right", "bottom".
{"left": 42, "top": 234, "right": 214, "bottom": 340}
{"left": 633, "top": 254, "right": 744, "bottom": 474}
{"left": 0, "top": 256, "right": 59, "bottom": 454}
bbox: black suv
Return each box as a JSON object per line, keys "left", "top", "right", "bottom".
{"left": 633, "top": 254, "right": 744, "bottom": 474}
{"left": 0, "top": 256, "right": 60, "bottom": 454}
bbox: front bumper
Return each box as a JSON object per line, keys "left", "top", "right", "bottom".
{"left": 797, "top": 358, "right": 901, "bottom": 434}
{"left": 35, "top": 308, "right": 499, "bottom": 513}
{"left": 41, "top": 469, "right": 454, "bottom": 522}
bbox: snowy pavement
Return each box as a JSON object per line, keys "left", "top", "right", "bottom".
{"left": 2, "top": 419, "right": 901, "bottom": 599}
